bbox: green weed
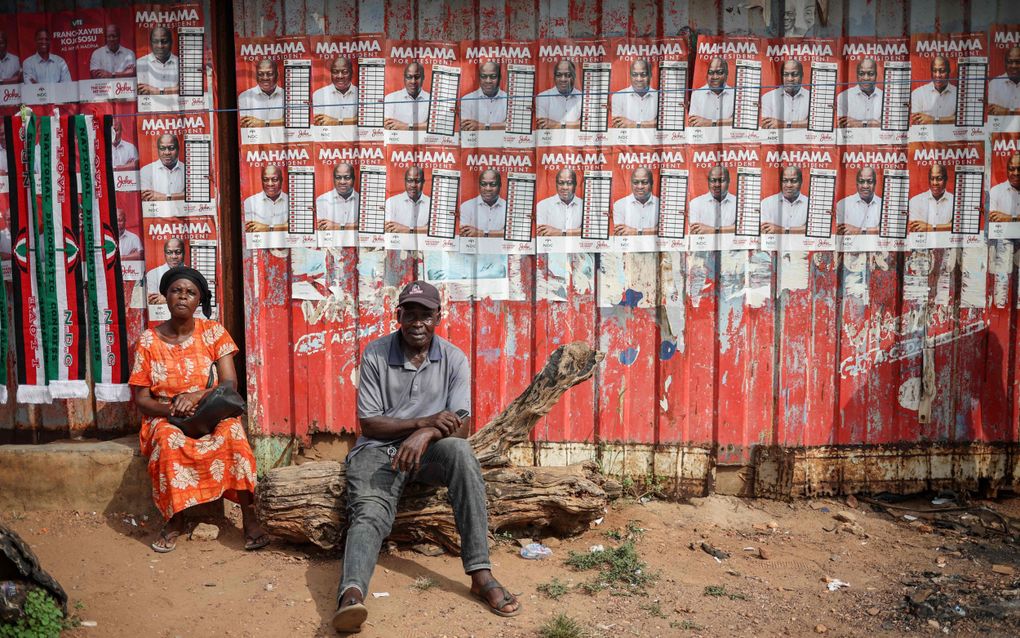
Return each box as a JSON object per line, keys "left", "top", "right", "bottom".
{"left": 537, "top": 578, "right": 570, "bottom": 600}
{"left": 538, "top": 613, "right": 588, "bottom": 638}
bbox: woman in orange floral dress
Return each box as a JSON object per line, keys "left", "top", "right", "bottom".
{"left": 129, "top": 266, "right": 269, "bottom": 553}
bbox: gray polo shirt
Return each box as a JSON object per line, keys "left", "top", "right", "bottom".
{"left": 350, "top": 331, "right": 471, "bottom": 459}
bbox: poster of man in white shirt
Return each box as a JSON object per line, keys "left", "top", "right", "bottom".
{"left": 136, "top": 26, "right": 178, "bottom": 97}
{"left": 838, "top": 58, "right": 883, "bottom": 129}
{"left": 460, "top": 61, "right": 507, "bottom": 131}
{"left": 110, "top": 119, "right": 139, "bottom": 171}
{"left": 989, "top": 153, "right": 1020, "bottom": 224}
{"left": 836, "top": 167, "right": 882, "bottom": 235}
{"left": 611, "top": 59, "right": 657, "bottom": 129}
{"left": 688, "top": 166, "right": 737, "bottom": 235}
{"left": 244, "top": 165, "right": 289, "bottom": 232}
{"left": 312, "top": 57, "right": 358, "bottom": 126}
{"left": 613, "top": 167, "right": 658, "bottom": 236}
{"left": 907, "top": 164, "right": 953, "bottom": 232}
{"left": 144, "top": 237, "right": 185, "bottom": 305}
{"left": 459, "top": 170, "right": 506, "bottom": 239}
{"left": 536, "top": 168, "right": 583, "bottom": 237}
{"left": 90, "top": 24, "right": 135, "bottom": 79}
{"left": 910, "top": 55, "right": 956, "bottom": 126}
{"left": 536, "top": 60, "right": 582, "bottom": 130}
{"left": 688, "top": 58, "right": 734, "bottom": 128}
{"left": 384, "top": 62, "right": 429, "bottom": 131}
{"left": 761, "top": 60, "right": 810, "bottom": 130}
{"left": 0, "top": 30, "right": 21, "bottom": 85}
{"left": 315, "top": 162, "right": 359, "bottom": 232}
{"left": 20, "top": 27, "right": 74, "bottom": 104}
{"left": 384, "top": 166, "right": 430, "bottom": 234}
{"left": 989, "top": 45, "right": 1020, "bottom": 132}
{"left": 139, "top": 134, "right": 186, "bottom": 212}
{"left": 239, "top": 59, "right": 284, "bottom": 129}
{"left": 760, "top": 166, "right": 808, "bottom": 235}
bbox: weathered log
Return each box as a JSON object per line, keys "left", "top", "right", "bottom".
{"left": 257, "top": 342, "right": 608, "bottom": 550}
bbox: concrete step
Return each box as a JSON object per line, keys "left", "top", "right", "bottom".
{"left": 0, "top": 436, "right": 157, "bottom": 516}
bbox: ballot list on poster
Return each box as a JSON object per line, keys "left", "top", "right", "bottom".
{"left": 733, "top": 60, "right": 762, "bottom": 131}
{"left": 284, "top": 60, "right": 312, "bottom": 130}
{"left": 189, "top": 240, "right": 218, "bottom": 313}
{"left": 581, "top": 171, "right": 612, "bottom": 243}
{"left": 178, "top": 27, "right": 206, "bottom": 98}
{"left": 735, "top": 167, "right": 762, "bottom": 237}
{"left": 658, "top": 168, "right": 689, "bottom": 250}
{"left": 581, "top": 63, "right": 611, "bottom": 133}
{"left": 657, "top": 61, "right": 687, "bottom": 133}
{"left": 881, "top": 63, "right": 912, "bottom": 132}
{"left": 427, "top": 66, "right": 462, "bottom": 137}
{"left": 506, "top": 65, "right": 536, "bottom": 135}
{"left": 184, "top": 134, "right": 211, "bottom": 204}
{"left": 806, "top": 169, "right": 836, "bottom": 238}
{"left": 955, "top": 58, "right": 988, "bottom": 128}
{"left": 358, "top": 59, "right": 387, "bottom": 137}
{"left": 952, "top": 165, "right": 984, "bottom": 234}
{"left": 505, "top": 172, "right": 536, "bottom": 243}
{"left": 423, "top": 169, "right": 460, "bottom": 251}
{"left": 286, "top": 166, "right": 316, "bottom": 246}
{"left": 880, "top": 169, "right": 910, "bottom": 239}
{"left": 808, "top": 63, "right": 838, "bottom": 133}
{"left": 357, "top": 164, "right": 387, "bottom": 246}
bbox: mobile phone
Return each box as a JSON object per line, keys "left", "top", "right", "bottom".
{"left": 455, "top": 409, "right": 470, "bottom": 421}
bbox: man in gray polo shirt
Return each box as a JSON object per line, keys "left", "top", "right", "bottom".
{"left": 332, "top": 280, "right": 521, "bottom": 633}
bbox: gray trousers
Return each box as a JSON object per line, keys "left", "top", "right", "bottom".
{"left": 338, "top": 437, "right": 492, "bottom": 600}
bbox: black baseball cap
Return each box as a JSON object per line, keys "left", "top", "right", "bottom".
{"left": 397, "top": 280, "right": 440, "bottom": 309}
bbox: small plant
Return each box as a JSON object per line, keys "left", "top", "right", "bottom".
{"left": 411, "top": 576, "right": 437, "bottom": 592}
{"left": 604, "top": 529, "right": 623, "bottom": 541}
{"left": 537, "top": 578, "right": 570, "bottom": 600}
{"left": 640, "top": 601, "right": 667, "bottom": 618}
{"left": 565, "top": 541, "right": 655, "bottom": 592}
{"left": 625, "top": 521, "right": 646, "bottom": 537}
{"left": 74, "top": 600, "right": 85, "bottom": 611}
{"left": 604, "top": 521, "right": 646, "bottom": 542}
{"left": 671, "top": 620, "right": 704, "bottom": 631}
{"left": 702, "top": 584, "right": 745, "bottom": 600}
{"left": 538, "top": 613, "right": 587, "bottom": 638}
{"left": 493, "top": 530, "right": 514, "bottom": 543}
{"left": 0, "top": 588, "right": 66, "bottom": 638}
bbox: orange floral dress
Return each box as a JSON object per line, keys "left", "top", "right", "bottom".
{"left": 129, "top": 319, "right": 258, "bottom": 520}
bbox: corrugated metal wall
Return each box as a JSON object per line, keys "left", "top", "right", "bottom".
{"left": 238, "top": 0, "right": 1020, "bottom": 493}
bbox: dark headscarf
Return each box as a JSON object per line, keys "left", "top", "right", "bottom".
{"left": 159, "top": 266, "right": 212, "bottom": 317}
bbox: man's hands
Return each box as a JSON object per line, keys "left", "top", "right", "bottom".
{"left": 391, "top": 410, "right": 463, "bottom": 473}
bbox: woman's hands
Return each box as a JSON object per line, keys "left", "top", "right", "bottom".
{"left": 169, "top": 390, "right": 208, "bottom": 417}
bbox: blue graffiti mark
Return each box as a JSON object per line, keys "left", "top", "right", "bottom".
{"left": 659, "top": 340, "right": 676, "bottom": 360}
{"left": 619, "top": 288, "right": 644, "bottom": 308}
{"left": 619, "top": 347, "right": 639, "bottom": 366}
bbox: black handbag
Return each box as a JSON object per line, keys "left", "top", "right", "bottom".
{"left": 168, "top": 364, "right": 246, "bottom": 438}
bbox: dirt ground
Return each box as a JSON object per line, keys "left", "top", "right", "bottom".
{"left": 4, "top": 493, "right": 1020, "bottom": 637}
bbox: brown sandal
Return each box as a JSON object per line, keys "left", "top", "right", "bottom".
{"left": 471, "top": 580, "right": 522, "bottom": 617}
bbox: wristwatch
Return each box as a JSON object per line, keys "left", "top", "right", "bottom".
{"left": 159, "top": 88, "right": 164, "bottom": 95}
{"left": 484, "top": 124, "right": 490, "bottom": 130}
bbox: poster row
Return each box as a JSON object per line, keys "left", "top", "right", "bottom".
{"left": 231, "top": 27, "right": 1020, "bottom": 149}
{"left": 0, "top": 3, "right": 213, "bottom": 114}
{"left": 224, "top": 140, "right": 1020, "bottom": 253}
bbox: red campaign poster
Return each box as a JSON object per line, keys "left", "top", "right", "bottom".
{"left": 309, "top": 34, "right": 385, "bottom": 143}
{"left": 134, "top": 3, "right": 209, "bottom": 113}
{"left": 141, "top": 214, "right": 216, "bottom": 322}
{"left": 115, "top": 191, "right": 145, "bottom": 284}
{"left": 909, "top": 32, "right": 988, "bottom": 142}
{"left": 606, "top": 37, "right": 688, "bottom": 148}
{"left": 383, "top": 40, "right": 460, "bottom": 146}
{"left": 0, "top": 120, "right": 9, "bottom": 280}
{"left": 687, "top": 35, "right": 763, "bottom": 145}
{"left": 240, "top": 143, "right": 314, "bottom": 250}
{"left": 76, "top": 7, "right": 137, "bottom": 104}
{"left": 383, "top": 144, "right": 459, "bottom": 251}
{"left": 906, "top": 140, "right": 985, "bottom": 249}
{"left": 837, "top": 37, "right": 911, "bottom": 146}
{"left": 535, "top": 39, "right": 608, "bottom": 148}
{"left": 459, "top": 39, "right": 535, "bottom": 150}
{"left": 610, "top": 146, "right": 684, "bottom": 253}
{"left": 837, "top": 146, "right": 910, "bottom": 252}
{"left": 18, "top": 12, "right": 79, "bottom": 110}
{"left": 988, "top": 25, "right": 1020, "bottom": 133}
{"left": 988, "top": 133, "right": 1020, "bottom": 239}
{"left": 758, "top": 145, "right": 837, "bottom": 252}
{"left": 137, "top": 112, "right": 213, "bottom": 219}
{"left": 535, "top": 146, "right": 612, "bottom": 253}
{"left": 458, "top": 146, "right": 536, "bottom": 255}
{"left": 81, "top": 101, "right": 141, "bottom": 193}
{"left": 235, "top": 36, "right": 309, "bottom": 145}
{"left": 0, "top": 16, "right": 22, "bottom": 114}
{"left": 313, "top": 141, "right": 385, "bottom": 248}
{"left": 686, "top": 144, "right": 761, "bottom": 251}
{"left": 759, "top": 38, "right": 839, "bottom": 146}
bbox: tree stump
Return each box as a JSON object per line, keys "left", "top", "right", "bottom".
{"left": 256, "top": 342, "right": 614, "bottom": 551}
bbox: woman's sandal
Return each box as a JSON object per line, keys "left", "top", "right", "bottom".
{"left": 471, "top": 580, "right": 522, "bottom": 617}
{"left": 244, "top": 533, "right": 270, "bottom": 551}
{"left": 150, "top": 527, "right": 181, "bottom": 553}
